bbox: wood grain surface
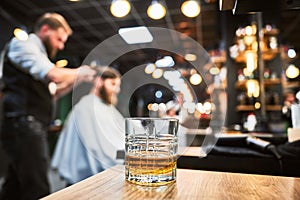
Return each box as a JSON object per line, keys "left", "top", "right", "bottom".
{"left": 42, "top": 165, "right": 300, "bottom": 200}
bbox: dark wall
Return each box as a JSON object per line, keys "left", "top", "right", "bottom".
{"left": 0, "top": 13, "right": 16, "bottom": 49}
{"left": 0, "top": 11, "right": 17, "bottom": 177}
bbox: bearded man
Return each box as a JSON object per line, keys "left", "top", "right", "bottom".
{"left": 51, "top": 67, "right": 125, "bottom": 186}
{"left": 0, "top": 13, "right": 95, "bottom": 199}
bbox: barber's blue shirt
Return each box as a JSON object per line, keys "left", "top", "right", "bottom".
{"left": 7, "top": 33, "right": 54, "bottom": 80}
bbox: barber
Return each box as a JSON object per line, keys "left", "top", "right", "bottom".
{"left": 0, "top": 13, "right": 95, "bottom": 200}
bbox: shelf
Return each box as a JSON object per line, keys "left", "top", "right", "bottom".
{"left": 262, "top": 28, "right": 279, "bottom": 35}
{"left": 235, "top": 49, "right": 279, "bottom": 63}
{"left": 282, "top": 81, "right": 300, "bottom": 89}
{"left": 236, "top": 105, "right": 255, "bottom": 111}
{"left": 262, "top": 49, "right": 280, "bottom": 60}
{"left": 264, "top": 78, "right": 281, "bottom": 86}
{"left": 235, "top": 78, "right": 281, "bottom": 89}
{"left": 281, "top": 54, "right": 298, "bottom": 62}
{"left": 235, "top": 80, "right": 247, "bottom": 89}
{"left": 266, "top": 105, "right": 282, "bottom": 111}
{"left": 231, "top": 24, "right": 283, "bottom": 126}
{"left": 236, "top": 105, "right": 282, "bottom": 112}
{"left": 48, "top": 125, "right": 62, "bottom": 133}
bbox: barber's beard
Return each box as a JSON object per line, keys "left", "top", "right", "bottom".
{"left": 44, "top": 37, "right": 57, "bottom": 59}
{"left": 99, "top": 87, "right": 117, "bottom": 106}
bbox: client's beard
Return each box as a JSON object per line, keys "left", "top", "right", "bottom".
{"left": 99, "top": 87, "right": 117, "bottom": 105}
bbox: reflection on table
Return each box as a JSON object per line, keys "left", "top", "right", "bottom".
{"left": 42, "top": 165, "right": 300, "bottom": 200}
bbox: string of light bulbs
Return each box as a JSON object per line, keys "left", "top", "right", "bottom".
{"left": 110, "top": 0, "right": 201, "bottom": 19}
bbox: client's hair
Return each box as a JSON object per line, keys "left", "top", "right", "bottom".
{"left": 95, "top": 66, "right": 121, "bottom": 80}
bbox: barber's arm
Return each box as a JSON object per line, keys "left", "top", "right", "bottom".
{"left": 47, "top": 65, "right": 95, "bottom": 97}
{"left": 8, "top": 36, "right": 95, "bottom": 96}
{"left": 7, "top": 37, "right": 54, "bottom": 79}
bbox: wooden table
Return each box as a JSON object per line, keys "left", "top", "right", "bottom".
{"left": 42, "top": 165, "right": 300, "bottom": 200}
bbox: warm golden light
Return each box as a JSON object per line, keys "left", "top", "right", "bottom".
{"left": 13, "top": 28, "right": 28, "bottom": 41}
{"left": 110, "top": 0, "right": 131, "bottom": 18}
{"left": 184, "top": 53, "right": 197, "bottom": 61}
{"left": 245, "top": 26, "right": 253, "bottom": 36}
{"left": 286, "top": 64, "right": 300, "bottom": 79}
{"left": 147, "top": 103, "right": 153, "bottom": 110}
{"left": 152, "top": 68, "right": 163, "bottom": 79}
{"left": 244, "top": 36, "right": 255, "bottom": 46}
{"left": 147, "top": 1, "right": 166, "bottom": 20}
{"left": 189, "top": 73, "right": 202, "bottom": 85}
{"left": 145, "top": 63, "right": 156, "bottom": 74}
{"left": 251, "top": 41, "right": 258, "bottom": 51}
{"left": 246, "top": 52, "right": 257, "bottom": 73}
{"left": 55, "top": 59, "right": 68, "bottom": 68}
{"left": 247, "top": 80, "right": 259, "bottom": 98}
{"left": 209, "top": 67, "right": 220, "bottom": 75}
{"left": 251, "top": 24, "right": 257, "bottom": 35}
{"left": 181, "top": 0, "right": 200, "bottom": 18}
{"left": 243, "top": 67, "right": 252, "bottom": 77}
{"left": 254, "top": 102, "right": 261, "bottom": 109}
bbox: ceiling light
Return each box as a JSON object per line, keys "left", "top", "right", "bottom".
{"left": 118, "top": 26, "right": 153, "bottom": 44}
{"left": 110, "top": 0, "right": 131, "bottom": 18}
{"left": 181, "top": 0, "right": 201, "bottom": 18}
{"left": 13, "top": 28, "right": 28, "bottom": 41}
{"left": 147, "top": 1, "right": 166, "bottom": 20}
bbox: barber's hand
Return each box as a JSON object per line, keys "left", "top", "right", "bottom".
{"left": 76, "top": 65, "right": 96, "bottom": 83}
{"left": 47, "top": 65, "right": 95, "bottom": 84}
{"left": 47, "top": 65, "right": 95, "bottom": 98}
